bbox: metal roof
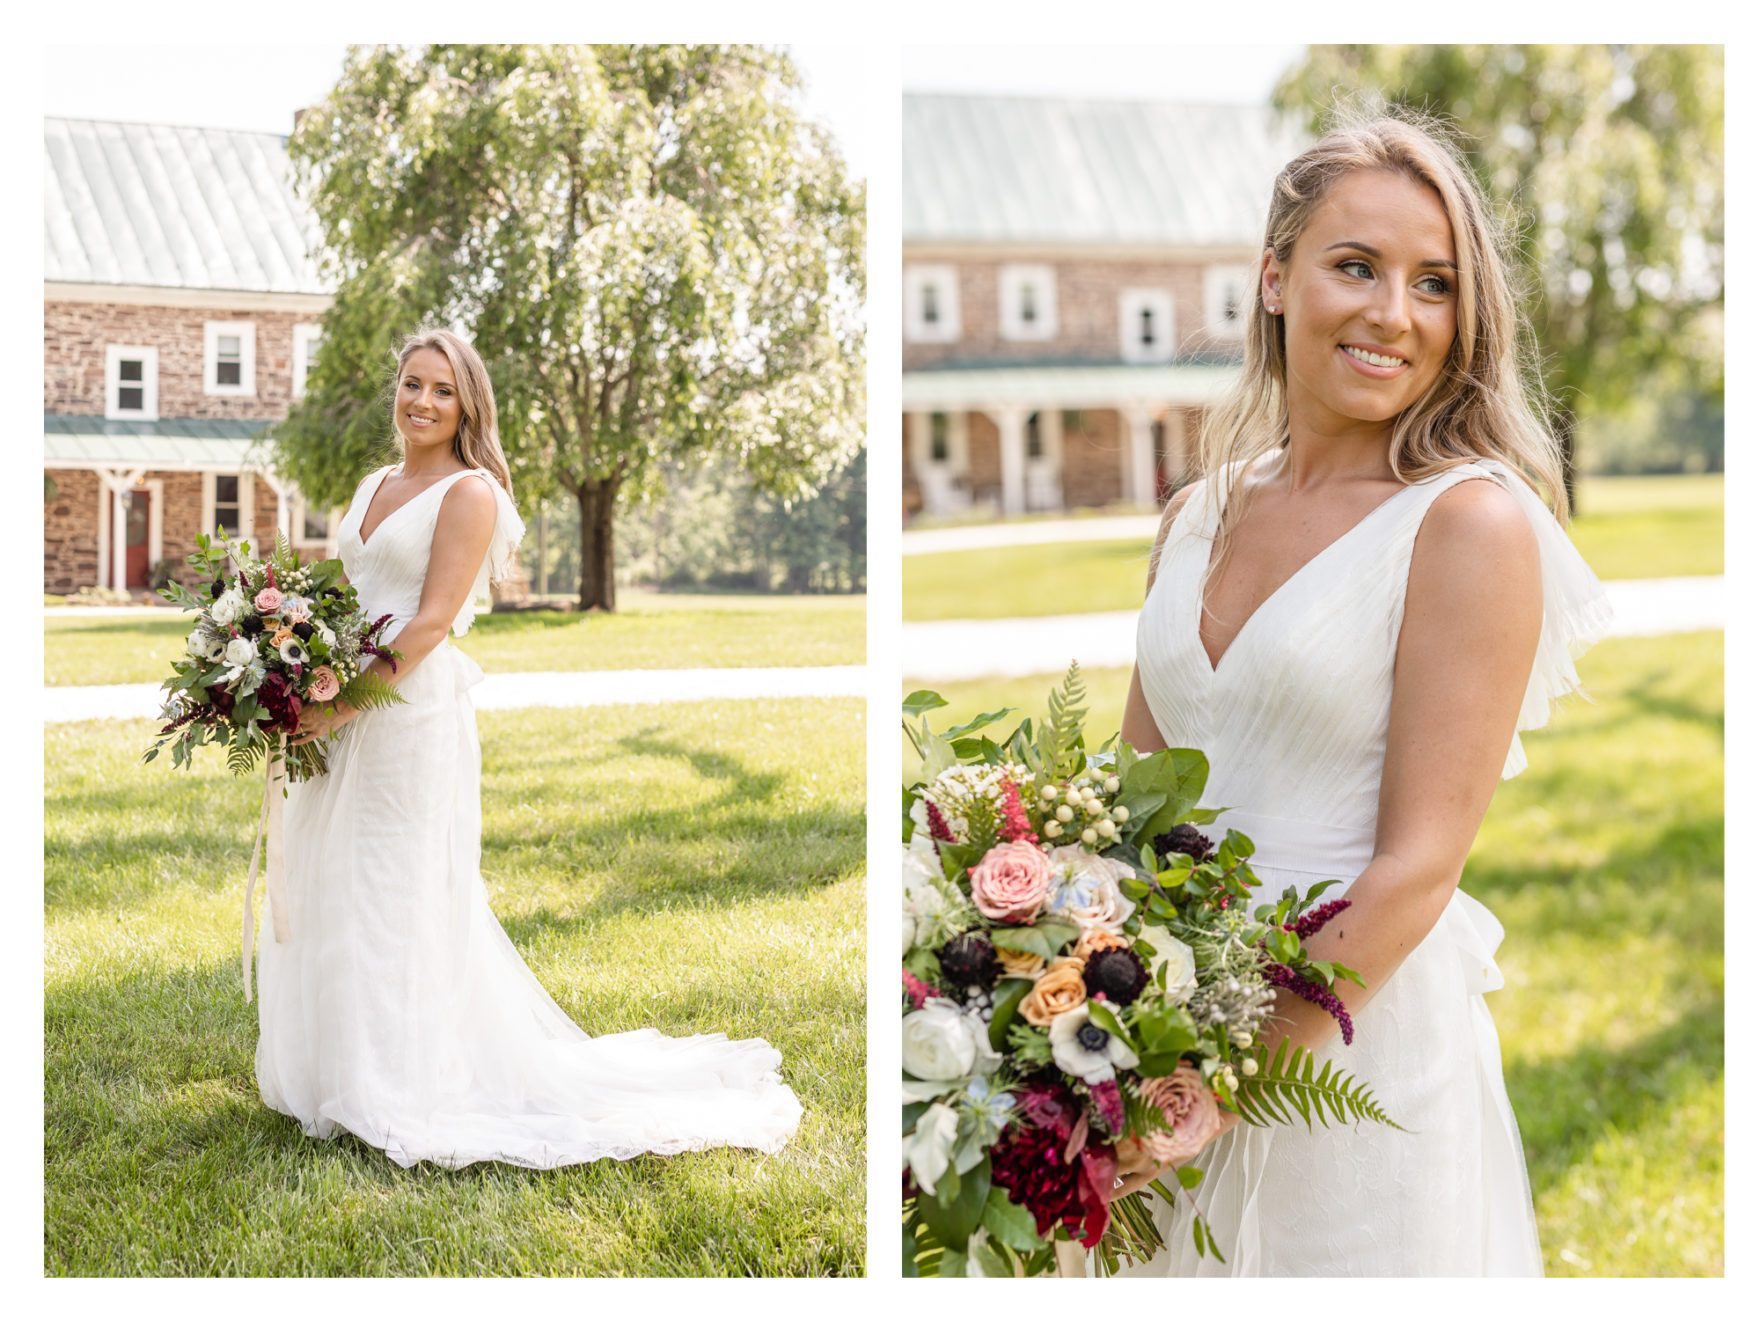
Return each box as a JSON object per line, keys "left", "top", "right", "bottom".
{"left": 904, "top": 94, "right": 1308, "bottom": 247}
{"left": 903, "top": 362, "right": 1237, "bottom": 410}
{"left": 44, "top": 415, "right": 276, "bottom": 470}
{"left": 44, "top": 118, "right": 330, "bottom": 295}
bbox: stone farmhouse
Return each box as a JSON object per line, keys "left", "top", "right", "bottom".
{"left": 902, "top": 94, "right": 1304, "bottom": 519}
{"left": 43, "top": 117, "right": 336, "bottom": 596}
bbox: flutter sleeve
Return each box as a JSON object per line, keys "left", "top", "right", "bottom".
{"left": 1481, "top": 459, "right": 1615, "bottom": 778}
{"left": 451, "top": 469, "right": 527, "bottom": 638}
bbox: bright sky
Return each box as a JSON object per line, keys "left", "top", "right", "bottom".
{"left": 41, "top": 43, "right": 872, "bottom": 182}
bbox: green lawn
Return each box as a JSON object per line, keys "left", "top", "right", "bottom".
{"left": 905, "top": 630, "right": 1724, "bottom": 1277}
{"left": 44, "top": 591, "right": 865, "bottom": 687}
{"left": 903, "top": 474, "right": 1722, "bottom": 621}
{"left": 45, "top": 697, "right": 865, "bottom": 1276}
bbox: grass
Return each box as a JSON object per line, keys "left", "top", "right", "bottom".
{"left": 904, "top": 630, "right": 1724, "bottom": 1276}
{"left": 43, "top": 592, "right": 865, "bottom": 687}
{"left": 902, "top": 474, "right": 1723, "bottom": 621}
{"left": 44, "top": 696, "right": 865, "bottom": 1277}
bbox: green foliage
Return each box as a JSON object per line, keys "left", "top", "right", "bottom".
{"left": 334, "top": 671, "right": 404, "bottom": 713}
{"left": 1233, "top": 1039, "right": 1403, "bottom": 1131}
{"left": 278, "top": 44, "right": 866, "bottom": 610}
{"left": 1041, "top": 661, "right": 1087, "bottom": 780}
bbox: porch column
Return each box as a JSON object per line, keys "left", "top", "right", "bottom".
{"left": 986, "top": 405, "right": 1028, "bottom": 516}
{"left": 1122, "top": 405, "right": 1160, "bottom": 507}
{"left": 258, "top": 469, "right": 294, "bottom": 544}
{"left": 95, "top": 467, "right": 146, "bottom": 590}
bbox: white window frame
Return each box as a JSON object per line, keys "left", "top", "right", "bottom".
{"left": 1118, "top": 289, "right": 1177, "bottom": 364}
{"left": 904, "top": 264, "right": 961, "bottom": 344}
{"left": 1204, "top": 265, "right": 1255, "bottom": 339}
{"left": 998, "top": 264, "right": 1058, "bottom": 342}
{"left": 104, "top": 345, "right": 159, "bottom": 420}
{"left": 291, "top": 323, "right": 322, "bottom": 398}
{"left": 201, "top": 471, "right": 255, "bottom": 542}
{"left": 203, "top": 320, "right": 257, "bottom": 397}
{"left": 290, "top": 496, "right": 335, "bottom": 550}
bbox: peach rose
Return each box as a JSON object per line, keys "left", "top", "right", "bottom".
{"left": 306, "top": 666, "right": 340, "bottom": 703}
{"left": 254, "top": 587, "right": 284, "bottom": 613}
{"left": 1019, "top": 955, "right": 1087, "bottom": 1026}
{"left": 1125, "top": 1063, "right": 1224, "bottom": 1166}
{"left": 996, "top": 947, "right": 1046, "bottom": 979}
{"left": 271, "top": 626, "right": 294, "bottom": 647}
{"left": 1074, "top": 928, "right": 1129, "bottom": 961}
{"left": 969, "top": 840, "right": 1053, "bottom": 924}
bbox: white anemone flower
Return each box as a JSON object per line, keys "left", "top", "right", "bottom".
{"left": 277, "top": 636, "right": 311, "bottom": 666}
{"left": 1049, "top": 1003, "right": 1139, "bottom": 1085}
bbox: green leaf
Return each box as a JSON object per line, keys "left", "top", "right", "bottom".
{"left": 942, "top": 707, "right": 1015, "bottom": 739}
{"left": 903, "top": 1101, "right": 929, "bottom": 1135}
{"left": 917, "top": 1157, "right": 991, "bottom": 1249}
{"left": 973, "top": 1236, "right": 1014, "bottom": 1277}
{"left": 902, "top": 690, "right": 948, "bottom": 719}
{"left": 902, "top": 1222, "right": 920, "bottom": 1278}
{"left": 1085, "top": 998, "right": 1129, "bottom": 1042}
{"left": 936, "top": 1248, "right": 969, "bottom": 1278}
{"left": 980, "top": 1187, "right": 1041, "bottom": 1252}
{"left": 988, "top": 919, "right": 1079, "bottom": 963}
{"left": 1120, "top": 747, "right": 1210, "bottom": 843}
{"left": 987, "top": 978, "right": 1032, "bottom": 1050}
{"left": 1176, "top": 1166, "right": 1204, "bottom": 1190}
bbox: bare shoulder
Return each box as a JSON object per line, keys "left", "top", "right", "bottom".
{"left": 437, "top": 470, "right": 499, "bottom": 527}
{"left": 1409, "top": 473, "right": 1541, "bottom": 616}
{"left": 1156, "top": 480, "right": 1202, "bottom": 536}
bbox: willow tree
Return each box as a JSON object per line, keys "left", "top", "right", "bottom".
{"left": 1275, "top": 44, "right": 1723, "bottom": 508}
{"left": 276, "top": 44, "right": 865, "bottom": 609}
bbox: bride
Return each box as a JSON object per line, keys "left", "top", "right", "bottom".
{"left": 253, "top": 327, "right": 802, "bottom": 1168}
{"left": 1111, "top": 114, "right": 1608, "bottom": 1275}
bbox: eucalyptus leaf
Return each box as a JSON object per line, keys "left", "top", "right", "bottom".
{"left": 903, "top": 690, "right": 949, "bottom": 719}
{"left": 988, "top": 920, "right": 1079, "bottom": 963}
{"left": 980, "top": 1187, "right": 1042, "bottom": 1252}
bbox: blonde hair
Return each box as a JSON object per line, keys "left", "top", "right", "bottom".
{"left": 393, "top": 327, "right": 514, "bottom": 495}
{"left": 1197, "top": 108, "right": 1566, "bottom": 554}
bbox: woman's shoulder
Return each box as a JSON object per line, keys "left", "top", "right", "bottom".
{"left": 1410, "top": 465, "right": 1540, "bottom": 591}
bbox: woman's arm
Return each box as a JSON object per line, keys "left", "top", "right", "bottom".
{"left": 296, "top": 475, "right": 497, "bottom": 740}
{"left": 1120, "top": 483, "right": 1197, "bottom": 754}
{"left": 1114, "top": 476, "right": 1540, "bottom": 1197}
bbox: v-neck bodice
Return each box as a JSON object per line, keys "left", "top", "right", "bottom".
{"left": 1134, "top": 457, "right": 1611, "bottom": 838}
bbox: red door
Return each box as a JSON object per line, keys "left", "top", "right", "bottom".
{"left": 124, "top": 489, "right": 151, "bottom": 588}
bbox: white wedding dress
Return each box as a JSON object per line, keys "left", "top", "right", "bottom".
{"left": 255, "top": 465, "right": 802, "bottom": 1168}
{"left": 1119, "top": 456, "right": 1609, "bottom": 1276}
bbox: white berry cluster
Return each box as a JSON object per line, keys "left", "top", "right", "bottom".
{"left": 923, "top": 761, "right": 1031, "bottom": 844}
{"left": 1033, "top": 765, "right": 1128, "bottom": 849}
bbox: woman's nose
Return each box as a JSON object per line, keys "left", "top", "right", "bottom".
{"left": 1365, "top": 282, "right": 1412, "bottom": 335}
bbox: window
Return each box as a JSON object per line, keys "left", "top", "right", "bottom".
{"left": 929, "top": 413, "right": 950, "bottom": 463}
{"left": 1118, "top": 289, "right": 1175, "bottom": 364}
{"left": 1205, "top": 265, "right": 1255, "bottom": 339}
{"left": 904, "top": 265, "right": 961, "bottom": 344}
{"left": 302, "top": 506, "right": 329, "bottom": 542}
{"left": 998, "top": 264, "right": 1057, "bottom": 341}
{"left": 202, "top": 472, "right": 253, "bottom": 541}
{"left": 292, "top": 323, "right": 323, "bottom": 398}
{"left": 203, "top": 320, "right": 257, "bottom": 396}
{"left": 104, "top": 345, "right": 159, "bottom": 420}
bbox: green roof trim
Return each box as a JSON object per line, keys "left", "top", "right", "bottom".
{"left": 43, "top": 414, "right": 279, "bottom": 469}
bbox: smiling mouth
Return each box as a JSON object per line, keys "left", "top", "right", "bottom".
{"left": 1342, "top": 344, "right": 1408, "bottom": 369}
{"left": 406, "top": 414, "right": 437, "bottom": 426}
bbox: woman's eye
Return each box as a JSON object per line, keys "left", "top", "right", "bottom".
{"left": 1419, "top": 275, "right": 1452, "bottom": 295}
{"left": 1340, "top": 259, "right": 1372, "bottom": 278}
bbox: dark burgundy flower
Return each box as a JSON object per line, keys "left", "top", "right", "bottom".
{"left": 990, "top": 1119, "right": 1086, "bottom": 1242}
{"left": 1155, "top": 824, "right": 1215, "bottom": 864}
{"left": 256, "top": 672, "right": 304, "bottom": 735}
{"left": 938, "top": 931, "right": 1000, "bottom": 991}
{"left": 362, "top": 641, "right": 398, "bottom": 673}
{"left": 1263, "top": 960, "right": 1354, "bottom": 1044}
{"left": 997, "top": 778, "right": 1038, "bottom": 845}
{"left": 209, "top": 577, "right": 226, "bottom": 599}
{"left": 923, "top": 798, "right": 954, "bottom": 843}
{"left": 1086, "top": 1079, "right": 1126, "bottom": 1135}
{"left": 208, "top": 686, "right": 235, "bottom": 719}
{"left": 1014, "top": 1080, "right": 1082, "bottom": 1143}
{"left": 1083, "top": 947, "right": 1149, "bottom": 1007}
{"left": 292, "top": 621, "right": 315, "bottom": 641}
{"left": 238, "top": 614, "right": 266, "bottom": 637}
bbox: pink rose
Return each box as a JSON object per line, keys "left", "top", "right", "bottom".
{"left": 254, "top": 587, "right": 284, "bottom": 613}
{"left": 306, "top": 666, "right": 340, "bottom": 702}
{"left": 969, "top": 840, "right": 1053, "bottom": 924}
{"left": 1130, "top": 1063, "right": 1224, "bottom": 1165}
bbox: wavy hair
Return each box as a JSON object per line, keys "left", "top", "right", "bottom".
{"left": 1197, "top": 107, "right": 1566, "bottom": 556}
{"left": 392, "top": 327, "right": 514, "bottom": 495}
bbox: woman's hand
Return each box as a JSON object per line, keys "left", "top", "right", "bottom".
{"left": 291, "top": 701, "right": 356, "bottom": 745}
{"left": 1107, "top": 1111, "right": 1240, "bottom": 1201}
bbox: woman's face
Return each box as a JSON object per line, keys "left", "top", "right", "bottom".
{"left": 1263, "top": 169, "right": 1459, "bottom": 439}
{"left": 396, "top": 347, "right": 464, "bottom": 452}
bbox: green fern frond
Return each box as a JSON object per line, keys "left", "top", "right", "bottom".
{"left": 226, "top": 733, "right": 266, "bottom": 778}
{"left": 336, "top": 671, "right": 407, "bottom": 712}
{"left": 1045, "top": 661, "right": 1088, "bottom": 777}
{"left": 1233, "top": 1039, "right": 1404, "bottom": 1132}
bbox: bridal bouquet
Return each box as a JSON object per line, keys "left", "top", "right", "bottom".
{"left": 902, "top": 665, "right": 1398, "bottom": 1278}
{"left": 145, "top": 529, "right": 404, "bottom": 782}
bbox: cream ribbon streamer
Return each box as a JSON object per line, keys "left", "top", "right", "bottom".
{"left": 240, "top": 738, "right": 291, "bottom": 1001}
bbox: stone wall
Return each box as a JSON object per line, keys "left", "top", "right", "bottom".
{"left": 44, "top": 300, "right": 310, "bottom": 420}
{"left": 43, "top": 469, "right": 99, "bottom": 594}
{"left": 1061, "top": 410, "right": 1125, "bottom": 509}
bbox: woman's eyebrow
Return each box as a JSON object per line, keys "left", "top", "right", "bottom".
{"left": 1325, "top": 239, "right": 1458, "bottom": 271}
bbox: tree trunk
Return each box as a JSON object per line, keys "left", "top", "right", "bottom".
{"left": 578, "top": 476, "right": 621, "bottom": 611}
{"left": 1553, "top": 406, "right": 1578, "bottom": 517}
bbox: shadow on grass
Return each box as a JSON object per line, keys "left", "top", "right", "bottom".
{"left": 1507, "top": 998, "right": 1724, "bottom": 1199}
